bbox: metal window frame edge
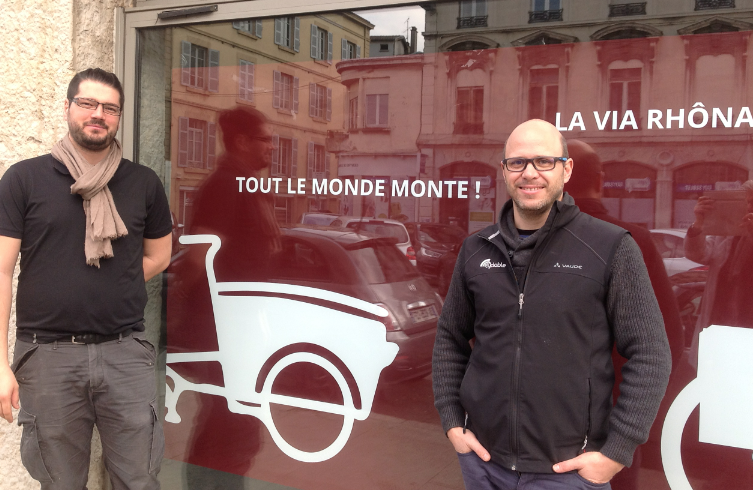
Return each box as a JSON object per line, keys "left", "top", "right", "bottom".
{"left": 117, "top": 0, "right": 427, "bottom": 159}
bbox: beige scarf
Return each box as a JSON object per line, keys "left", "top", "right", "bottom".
{"left": 51, "top": 135, "right": 129, "bottom": 267}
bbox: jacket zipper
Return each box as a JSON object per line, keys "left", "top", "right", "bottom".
{"left": 582, "top": 378, "right": 592, "bottom": 452}
{"left": 483, "top": 212, "right": 561, "bottom": 471}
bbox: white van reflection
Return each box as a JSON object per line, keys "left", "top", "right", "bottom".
{"left": 164, "top": 234, "right": 399, "bottom": 463}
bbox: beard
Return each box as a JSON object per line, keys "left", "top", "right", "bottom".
{"left": 68, "top": 117, "right": 117, "bottom": 152}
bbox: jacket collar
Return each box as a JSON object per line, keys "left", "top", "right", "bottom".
{"left": 476, "top": 192, "right": 580, "bottom": 241}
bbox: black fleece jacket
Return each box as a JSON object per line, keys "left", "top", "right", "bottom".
{"left": 432, "top": 194, "right": 671, "bottom": 471}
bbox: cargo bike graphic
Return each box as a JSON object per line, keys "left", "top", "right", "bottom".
{"left": 164, "top": 234, "right": 399, "bottom": 463}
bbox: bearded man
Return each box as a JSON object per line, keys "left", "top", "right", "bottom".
{"left": 432, "top": 119, "right": 671, "bottom": 490}
{"left": 0, "top": 68, "right": 172, "bottom": 489}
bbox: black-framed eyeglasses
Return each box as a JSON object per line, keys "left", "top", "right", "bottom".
{"left": 502, "top": 157, "right": 568, "bottom": 172}
{"left": 71, "top": 97, "right": 122, "bottom": 116}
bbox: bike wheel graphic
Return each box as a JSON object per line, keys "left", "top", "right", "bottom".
{"left": 260, "top": 352, "right": 356, "bottom": 463}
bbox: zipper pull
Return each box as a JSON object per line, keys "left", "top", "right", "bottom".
{"left": 581, "top": 435, "right": 588, "bottom": 452}
{"left": 463, "top": 413, "right": 468, "bottom": 434}
{"left": 518, "top": 293, "right": 524, "bottom": 318}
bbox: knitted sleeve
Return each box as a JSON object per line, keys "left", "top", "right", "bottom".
{"left": 432, "top": 242, "right": 477, "bottom": 434}
{"left": 600, "top": 235, "right": 672, "bottom": 467}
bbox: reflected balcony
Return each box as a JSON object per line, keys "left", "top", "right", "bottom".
{"left": 695, "top": 0, "right": 735, "bottom": 10}
{"left": 529, "top": 9, "right": 563, "bottom": 23}
{"left": 457, "top": 16, "right": 488, "bottom": 29}
{"left": 609, "top": 3, "right": 647, "bottom": 17}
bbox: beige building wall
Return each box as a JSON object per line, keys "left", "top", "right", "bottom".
{"left": 0, "top": 2, "right": 145, "bottom": 489}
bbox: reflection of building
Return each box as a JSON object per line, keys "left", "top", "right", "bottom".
{"left": 169, "top": 13, "right": 373, "bottom": 232}
{"left": 369, "top": 28, "right": 419, "bottom": 56}
{"left": 410, "top": 0, "right": 753, "bottom": 230}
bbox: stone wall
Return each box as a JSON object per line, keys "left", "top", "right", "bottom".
{"left": 1, "top": 2, "right": 136, "bottom": 489}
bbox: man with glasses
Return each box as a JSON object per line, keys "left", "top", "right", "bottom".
{"left": 433, "top": 119, "right": 671, "bottom": 489}
{"left": 0, "top": 68, "right": 172, "bottom": 489}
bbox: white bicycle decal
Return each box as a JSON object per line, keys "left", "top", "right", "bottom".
{"left": 164, "top": 234, "right": 399, "bottom": 463}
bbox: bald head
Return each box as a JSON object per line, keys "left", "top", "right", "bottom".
{"left": 504, "top": 119, "right": 568, "bottom": 160}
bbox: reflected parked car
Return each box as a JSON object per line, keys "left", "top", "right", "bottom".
{"left": 299, "top": 212, "right": 340, "bottom": 226}
{"left": 274, "top": 227, "right": 441, "bottom": 382}
{"left": 329, "top": 217, "right": 415, "bottom": 266}
{"left": 404, "top": 222, "right": 466, "bottom": 285}
{"left": 649, "top": 229, "right": 705, "bottom": 276}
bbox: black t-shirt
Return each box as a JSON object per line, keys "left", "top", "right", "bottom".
{"left": 0, "top": 154, "right": 172, "bottom": 338}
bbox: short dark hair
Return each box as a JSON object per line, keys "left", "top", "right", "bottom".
{"left": 67, "top": 68, "right": 125, "bottom": 108}
{"left": 219, "top": 106, "right": 268, "bottom": 152}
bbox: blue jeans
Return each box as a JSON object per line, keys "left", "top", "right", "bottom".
{"left": 12, "top": 334, "right": 164, "bottom": 490}
{"left": 457, "top": 452, "right": 611, "bottom": 490}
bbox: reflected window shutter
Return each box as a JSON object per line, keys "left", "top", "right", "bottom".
{"left": 232, "top": 21, "right": 243, "bottom": 30}
{"left": 272, "top": 134, "right": 280, "bottom": 175}
{"left": 356, "top": 45, "right": 361, "bottom": 59}
{"left": 342, "top": 39, "right": 348, "bottom": 60}
{"left": 293, "top": 77, "right": 299, "bottom": 113}
{"left": 327, "top": 32, "right": 333, "bottom": 64}
{"left": 291, "top": 138, "right": 298, "bottom": 177}
{"left": 248, "top": 63, "right": 255, "bottom": 102}
{"left": 274, "top": 18, "right": 283, "bottom": 45}
{"left": 309, "top": 83, "right": 316, "bottom": 117}
{"left": 294, "top": 18, "right": 301, "bottom": 52}
{"left": 238, "top": 61, "right": 247, "bottom": 99}
{"left": 273, "top": 70, "right": 281, "bottom": 108}
{"left": 325, "top": 152, "right": 331, "bottom": 180}
{"left": 178, "top": 117, "right": 188, "bottom": 167}
{"left": 307, "top": 142, "right": 315, "bottom": 179}
{"left": 207, "top": 122, "right": 216, "bottom": 169}
{"left": 181, "top": 41, "right": 191, "bottom": 86}
{"left": 310, "top": 25, "right": 319, "bottom": 59}
{"left": 256, "top": 19, "right": 263, "bottom": 38}
{"left": 208, "top": 49, "right": 220, "bottom": 92}
{"left": 326, "top": 88, "right": 332, "bottom": 121}
{"left": 379, "top": 94, "right": 389, "bottom": 125}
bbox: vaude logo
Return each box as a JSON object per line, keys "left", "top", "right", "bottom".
{"left": 554, "top": 262, "right": 583, "bottom": 270}
{"left": 480, "top": 259, "right": 506, "bottom": 269}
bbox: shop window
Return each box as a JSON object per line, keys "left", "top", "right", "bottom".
{"left": 238, "top": 60, "right": 255, "bottom": 102}
{"left": 366, "top": 94, "right": 389, "bottom": 127}
{"left": 274, "top": 16, "right": 300, "bottom": 52}
{"left": 672, "top": 162, "right": 748, "bottom": 228}
{"left": 349, "top": 96, "right": 358, "bottom": 129}
{"left": 341, "top": 39, "right": 362, "bottom": 60}
{"left": 177, "top": 187, "right": 197, "bottom": 236}
{"left": 609, "top": 67, "right": 642, "bottom": 129}
{"left": 274, "top": 196, "right": 293, "bottom": 224}
{"left": 310, "top": 25, "right": 333, "bottom": 63}
{"left": 602, "top": 161, "right": 656, "bottom": 228}
{"left": 528, "top": 67, "right": 559, "bottom": 124}
{"left": 232, "top": 19, "right": 262, "bottom": 38}
{"left": 529, "top": 0, "right": 563, "bottom": 23}
{"left": 273, "top": 71, "right": 299, "bottom": 112}
{"left": 458, "top": 0, "right": 488, "bottom": 29}
{"left": 455, "top": 87, "right": 484, "bottom": 134}
{"left": 272, "top": 136, "right": 298, "bottom": 177}
{"left": 178, "top": 117, "right": 216, "bottom": 169}
{"left": 307, "top": 142, "right": 329, "bottom": 180}
{"left": 180, "top": 41, "right": 219, "bottom": 92}
{"left": 309, "top": 83, "right": 332, "bottom": 120}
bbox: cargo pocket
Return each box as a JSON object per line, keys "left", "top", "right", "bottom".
{"left": 149, "top": 401, "right": 165, "bottom": 474}
{"left": 17, "top": 408, "right": 53, "bottom": 483}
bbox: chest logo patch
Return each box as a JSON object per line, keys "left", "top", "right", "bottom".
{"left": 480, "top": 259, "right": 506, "bottom": 269}
{"left": 554, "top": 262, "right": 583, "bottom": 270}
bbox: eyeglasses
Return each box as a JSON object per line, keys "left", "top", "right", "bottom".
{"left": 71, "top": 97, "right": 122, "bottom": 116}
{"left": 502, "top": 157, "right": 568, "bottom": 172}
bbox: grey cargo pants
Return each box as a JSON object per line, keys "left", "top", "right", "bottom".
{"left": 12, "top": 333, "right": 164, "bottom": 490}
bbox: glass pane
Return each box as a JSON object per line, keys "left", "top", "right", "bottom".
{"left": 132, "top": 2, "right": 753, "bottom": 489}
